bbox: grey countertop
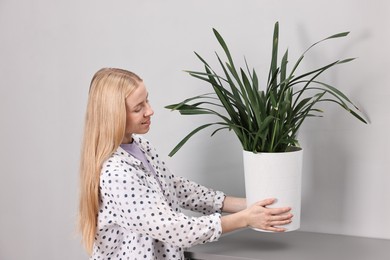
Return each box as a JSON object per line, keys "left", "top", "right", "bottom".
{"left": 185, "top": 229, "right": 390, "bottom": 260}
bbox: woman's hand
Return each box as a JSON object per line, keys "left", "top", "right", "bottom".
{"left": 244, "top": 198, "right": 293, "bottom": 232}
{"left": 221, "top": 198, "right": 293, "bottom": 234}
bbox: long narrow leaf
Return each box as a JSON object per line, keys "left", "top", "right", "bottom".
{"left": 168, "top": 123, "right": 215, "bottom": 156}
{"left": 166, "top": 22, "right": 367, "bottom": 155}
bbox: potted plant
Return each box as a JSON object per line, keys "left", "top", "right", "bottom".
{"left": 165, "top": 22, "right": 367, "bottom": 231}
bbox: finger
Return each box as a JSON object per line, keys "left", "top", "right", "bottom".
{"left": 256, "top": 198, "right": 276, "bottom": 207}
{"left": 267, "top": 207, "right": 292, "bottom": 215}
{"left": 270, "top": 213, "right": 293, "bottom": 221}
{"left": 270, "top": 219, "right": 292, "bottom": 226}
{"left": 265, "top": 226, "right": 287, "bottom": 232}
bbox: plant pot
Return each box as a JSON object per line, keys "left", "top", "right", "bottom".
{"left": 243, "top": 148, "right": 303, "bottom": 232}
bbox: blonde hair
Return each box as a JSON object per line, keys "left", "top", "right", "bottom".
{"left": 78, "top": 68, "right": 142, "bottom": 254}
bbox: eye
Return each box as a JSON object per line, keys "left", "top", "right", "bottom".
{"left": 132, "top": 98, "right": 149, "bottom": 113}
{"left": 133, "top": 106, "right": 142, "bottom": 113}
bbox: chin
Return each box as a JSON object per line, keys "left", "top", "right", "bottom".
{"left": 138, "top": 128, "right": 150, "bottom": 134}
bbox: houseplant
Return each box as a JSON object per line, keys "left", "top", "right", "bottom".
{"left": 165, "top": 22, "right": 367, "bottom": 231}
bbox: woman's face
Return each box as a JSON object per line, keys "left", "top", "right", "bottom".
{"left": 123, "top": 82, "right": 154, "bottom": 143}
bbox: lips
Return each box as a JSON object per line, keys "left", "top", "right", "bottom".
{"left": 142, "top": 119, "right": 151, "bottom": 126}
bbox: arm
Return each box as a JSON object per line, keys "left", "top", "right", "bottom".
{"left": 173, "top": 182, "right": 292, "bottom": 233}
{"left": 221, "top": 196, "right": 247, "bottom": 213}
{"left": 173, "top": 176, "right": 225, "bottom": 215}
{"left": 221, "top": 198, "right": 293, "bottom": 233}
{"left": 99, "top": 164, "right": 222, "bottom": 248}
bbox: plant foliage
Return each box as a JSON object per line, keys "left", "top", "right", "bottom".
{"left": 165, "top": 22, "right": 367, "bottom": 156}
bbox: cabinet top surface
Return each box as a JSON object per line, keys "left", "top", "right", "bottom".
{"left": 186, "top": 230, "right": 390, "bottom": 260}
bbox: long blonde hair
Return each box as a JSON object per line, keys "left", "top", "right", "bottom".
{"left": 78, "top": 68, "right": 142, "bottom": 254}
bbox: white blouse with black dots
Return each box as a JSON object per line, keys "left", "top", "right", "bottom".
{"left": 91, "top": 135, "right": 225, "bottom": 260}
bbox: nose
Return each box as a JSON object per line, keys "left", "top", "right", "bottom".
{"left": 145, "top": 102, "right": 154, "bottom": 117}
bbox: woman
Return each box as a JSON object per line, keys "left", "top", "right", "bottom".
{"left": 79, "top": 68, "right": 293, "bottom": 259}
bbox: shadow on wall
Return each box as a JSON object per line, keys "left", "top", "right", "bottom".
{"left": 301, "top": 128, "right": 351, "bottom": 231}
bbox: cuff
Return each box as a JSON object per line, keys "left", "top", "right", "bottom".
{"left": 207, "top": 213, "right": 223, "bottom": 243}
{"left": 214, "top": 191, "right": 226, "bottom": 213}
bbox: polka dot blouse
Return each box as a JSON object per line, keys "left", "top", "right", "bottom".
{"left": 91, "top": 135, "right": 225, "bottom": 260}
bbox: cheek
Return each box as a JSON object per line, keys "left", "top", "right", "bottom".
{"left": 125, "top": 113, "right": 140, "bottom": 128}
{"left": 125, "top": 114, "right": 133, "bottom": 129}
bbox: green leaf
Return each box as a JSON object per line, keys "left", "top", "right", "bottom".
{"left": 168, "top": 123, "right": 215, "bottom": 157}
{"left": 165, "top": 22, "right": 367, "bottom": 155}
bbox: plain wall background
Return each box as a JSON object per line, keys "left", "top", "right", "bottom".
{"left": 1, "top": 0, "right": 389, "bottom": 259}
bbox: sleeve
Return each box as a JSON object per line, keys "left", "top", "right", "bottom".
{"left": 99, "top": 161, "right": 222, "bottom": 248}
{"left": 173, "top": 176, "right": 226, "bottom": 215}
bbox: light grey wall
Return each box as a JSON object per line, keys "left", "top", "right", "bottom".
{"left": 0, "top": 0, "right": 389, "bottom": 259}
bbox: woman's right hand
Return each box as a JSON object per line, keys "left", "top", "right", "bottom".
{"left": 244, "top": 198, "right": 293, "bottom": 232}
{"left": 221, "top": 198, "right": 293, "bottom": 234}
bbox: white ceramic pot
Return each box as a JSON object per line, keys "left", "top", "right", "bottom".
{"left": 243, "top": 148, "right": 303, "bottom": 232}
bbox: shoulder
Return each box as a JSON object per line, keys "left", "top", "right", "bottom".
{"left": 102, "top": 146, "right": 140, "bottom": 172}
{"left": 100, "top": 147, "right": 144, "bottom": 186}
